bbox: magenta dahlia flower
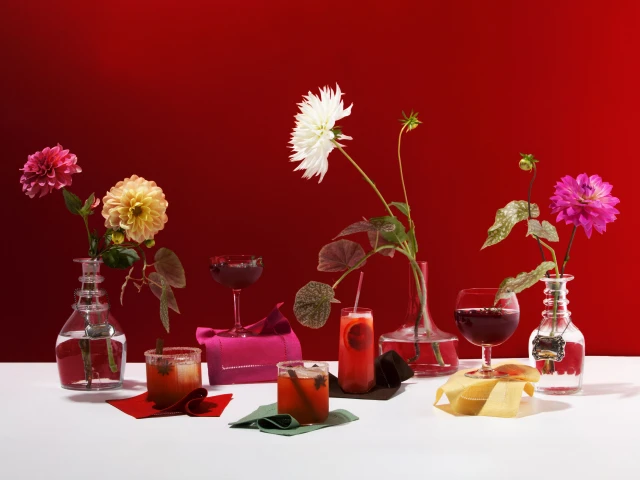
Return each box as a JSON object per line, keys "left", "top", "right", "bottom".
{"left": 19, "top": 144, "right": 82, "bottom": 198}
{"left": 550, "top": 173, "right": 620, "bottom": 238}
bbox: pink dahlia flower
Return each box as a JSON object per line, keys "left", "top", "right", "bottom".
{"left": 20, "top": 144, "right": 82, "bottom": 198}
{"left": 550, "top": 173, "right": 620, "bottom": 238}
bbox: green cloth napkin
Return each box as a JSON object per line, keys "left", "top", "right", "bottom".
{"left": 229, "top": 403, "right": 358, "bottom": 436}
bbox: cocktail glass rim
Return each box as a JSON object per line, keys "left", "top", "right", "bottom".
{"left": 276, "top": 360, "right": 329, "bottom": 370}
{"left": 144, "top": 347, "right": 201, "bottom": 363}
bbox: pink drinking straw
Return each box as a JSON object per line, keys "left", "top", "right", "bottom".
{"left": 353, "top": 271, "right": 364, "bottom": 313}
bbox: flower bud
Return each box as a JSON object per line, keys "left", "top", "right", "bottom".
{"left": 112, "top": 231, "right": 125, "bottom": 245}
{"left": 519, "top": 158, "right": 533, "bottom": 171}
{"left": 519, "top": 153, "right": 537, "bottom": 171}
{"left": 144, "top": 239, "right": 155, "bottom": 248}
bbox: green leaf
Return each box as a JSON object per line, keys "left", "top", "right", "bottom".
{"left": 293, "top": 281, "right": 340, "bottom": 328}
{"left": 390, "top": 202, "right": 410, "bottom": 217}
{"left": 149, "top": 272, "right": 180, "bottom": 314}
{"left": 370, "top": 216, "right": 408, "bottom": 244}
{"left": 154, "top": 248, "right": 186, "bottom": 288}
{"left": 62, "top": 189, "right": 83, "bottom": 215}
{"left": 333, "top": 220, "right": 378, "bottom": 240}
{"left": 159, "top": 276, "right": 170, "bottom": 333}
{"left": 318, "top": 239, "right": 366, "bottom": 272}
{"left": 367, "top": 231, "right": 395, "bottom": 257}
{"left": 481, "top": 200, "right": 540, "bottom": 249}
{"left": 102, "top": 247, "right": 140, "bottom": 269}
{"left": 495, "top": 261, "right": 557, "bottom": 303}
{"left": 527, "top": 219, "right": 559, "bottom": 242}
{"left": 79, "top": 193, "right": 95, "bottom": 216}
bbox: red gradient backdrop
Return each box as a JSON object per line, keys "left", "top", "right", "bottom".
{"left": 1, "top": 1, "right": 637, "bottom": 362}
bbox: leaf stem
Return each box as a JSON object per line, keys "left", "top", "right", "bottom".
{"left": 395, "top": 249, "right": 444, "bottom": 366}
{"left": 527, "top": 164, "right": 547, "bottom": 268}
{"left": 561, "top": 226, "right": 578, "bottom": 276}
{"left": 333, "top": 140, "right": 413, "bottom": 254}
{"left": 333, "top": 142, "right": 394, "bottom": 217}
{"left": 539, "top": 239, "right": 560, "bottom": 334}
{"left": 332, "top": 245, "right": 396, "bottom": 290}
{"left": 397, "top": 125, "right": 413, "bottom": 229}
{"left": 106, "top": 338, "right": 118, "bottom": 373}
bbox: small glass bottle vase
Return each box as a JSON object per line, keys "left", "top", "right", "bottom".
{"left": 379, "top": 261, "right": 459, "bottom": 376}
{"left": 55, "top": 259, "right": 127, "bottom": 390}
{"left": 528, "top": 275, "right": 584, "bottom": 395}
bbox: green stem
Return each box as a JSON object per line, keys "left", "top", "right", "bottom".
{"left": 561, "top": 226, "right": 578, "bottom": 276}
{"left": 333, "top": 141, "right": 413, "bottom": 254}
{"left": 539, "top": 239, "right": 560, "bottom": 334}
{"left": 78, "top": 339, "right": 92, "bottom": 388}
{"left": 333, "top": 142, "right": 394, "bottom": 217}
{"left": 332, "top": 245, "right": 396, "bottom": 290}
{"left": 396, "top": 250, "right": 444, "bottom": 366}
{"left": 106, "top": 338, "right": 118, "bottom": 373}
{"left": 527, "top": 164, "right": 548, "bottom": 269}
{"left": 397, "top": 125, "right": 413, "bottom": 228}
{"left": 81, "top": 214, "right": 93, "bottom": 251}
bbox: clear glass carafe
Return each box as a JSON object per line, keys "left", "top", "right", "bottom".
{"left": 379, "top": 261, "right": 459, "bottom": 376}
{"left": 55, "top": 259, "right": 126, "bottom": 390}
{"left": 529, "top": 274, "right": 584, "bottom": 394}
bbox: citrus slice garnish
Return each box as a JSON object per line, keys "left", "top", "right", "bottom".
{"left": 345, "top": 319, "right": 373, "bottom": 351}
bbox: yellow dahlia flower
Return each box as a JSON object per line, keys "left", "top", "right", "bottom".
{"left": 102, "top": 175, "right": 168, "bottom": 244}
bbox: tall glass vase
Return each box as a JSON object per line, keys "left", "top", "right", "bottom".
{"left": 529, "top": 274, "right": 584, "bottom": 394}
{"left": 55, "top": 259, "right": 126, "bottom": 390}
{"left": 379, "top": 260, "right": 459, "bottom": 376}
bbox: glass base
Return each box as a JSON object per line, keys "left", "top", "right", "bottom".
{"left": 379, "top": 326, "right": 459, "bottom": 377}
{"left": 536, "top": 385, "right": 581, "bottom": 395}
{"left": 218, "top": 327, "right": 255, "bottom": 338}
{"left": 61, "top": 380, "right": 123, "bottom": 391}
{"left": 464, "top": 368, "right": 508, "bottom": 379}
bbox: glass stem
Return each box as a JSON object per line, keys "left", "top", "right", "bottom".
{"left": 232, "top": 289, "right": 242, "bottom": 331}
{"left": 482, "top": 345, "right": 493, "bottom": 371}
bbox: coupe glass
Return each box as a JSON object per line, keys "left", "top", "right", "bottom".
{"left": 209, "top": 255, "right": 264, "bottom": 337}
{"left": 454, "top": 288, "right": 520, "bottom": 379}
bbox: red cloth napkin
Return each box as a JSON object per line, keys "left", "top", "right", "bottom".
{"left": 106, "top": 388, "right": 233, "bottom": 419}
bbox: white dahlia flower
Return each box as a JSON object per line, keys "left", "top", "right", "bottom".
{"left": 289, "top": 84, "right": 352, "bottom": 182}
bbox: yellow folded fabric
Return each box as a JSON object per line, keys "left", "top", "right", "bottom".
{"left": 434, "top": 363, "right": 540, "bottom": 417}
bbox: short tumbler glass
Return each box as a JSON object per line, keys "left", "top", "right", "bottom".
{"left": 277, "top": 361, "right": 329, "bottom": 425}
{"left": 144, "top": 347, "right": 202, "bottom": 408}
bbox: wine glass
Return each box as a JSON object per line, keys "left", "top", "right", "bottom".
{"left": 454, "top": 288, "right": 520, "bottom": 378}
{"left": 210, "top": 255, "right": 264, "bottom": 338}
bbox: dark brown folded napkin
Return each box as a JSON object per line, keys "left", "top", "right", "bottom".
{"left": 329, "top": 351, "right": 414, "bottom": 400}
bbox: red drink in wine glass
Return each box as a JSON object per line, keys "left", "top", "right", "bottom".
{"left": 210, "top": 255, "right": 263, "bottom": 337}
{"left": 454, "top": 288, "right": 520, "bottom": 379}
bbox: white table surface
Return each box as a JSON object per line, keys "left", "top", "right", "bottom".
{"left": 1, "top": 357, "right": 638, "bottom": 480}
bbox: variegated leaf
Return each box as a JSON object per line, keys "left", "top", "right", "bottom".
{"left": 293, "top": 281, "right": 340, "bottom": 328}
{"left": 527, "top": 219, "right": 559, "bottom": 242}
{"left": 495, "top": 261, "right": 557, "bottom": 303}
{"left": 482, "top": 201, "right": 540, "bottom": 249}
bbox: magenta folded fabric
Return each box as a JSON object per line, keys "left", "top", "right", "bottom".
{"left": 196, "top": 303, "right": 303, "bottom": 385}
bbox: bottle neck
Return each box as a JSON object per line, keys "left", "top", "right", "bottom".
{"left": 405, "top": 260, "right": 434, "bottom": 331}
{"left": 541, "top": 277, "right": 571, "bottom": 329}
{"left": 74, "top": 259, "right": 110, "bottom": 325}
